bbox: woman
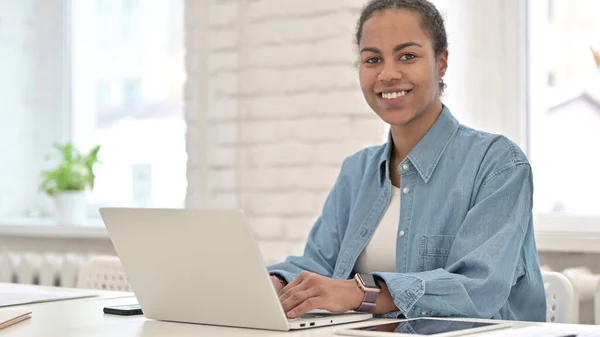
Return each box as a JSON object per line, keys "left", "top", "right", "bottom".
{"left": 267, "top": 0, "right": 546, "bottom": 321}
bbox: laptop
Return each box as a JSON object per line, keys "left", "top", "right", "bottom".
{"left": 99, "top": 208, "right": 373, "bottom": 331}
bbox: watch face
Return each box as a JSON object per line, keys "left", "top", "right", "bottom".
{"left": 358, "top": 273, "right": 380, "bottom": 289}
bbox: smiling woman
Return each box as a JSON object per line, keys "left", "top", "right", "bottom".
{"left": 265, "top": 0, "right": 547, "bottom": 323}
{"left": 357, "top": 6, "right": 448, "bottom": 177}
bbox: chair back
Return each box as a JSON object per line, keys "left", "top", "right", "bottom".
{"left": 76, "top": 255, "right": 132, "bottom": 292}
{"left": 542, "top": 271, "right": 578, "bottom": 323}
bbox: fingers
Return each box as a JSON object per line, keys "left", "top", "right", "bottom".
{"left": 280, "top": 272, "right": 320, "bottom": 301}
{"left": 279, "top": 271, "right": 312, "bottom": 300}
{"left": 287, "top": 296, "right": 323, "bottom": 319}
{"left": 279, "top": 280, "right": 306, "bottom": 303}
{"left": 279, "top": 280, "right": 310, "bottom": 309}
{"left": 280, "top": 287, "right": 319, "bottom": 314}
{"left": 278, "top": 270, "right": 309, "bottom": 296}
{"left": 279, "top": 272, "right": 327, "bottom": 318}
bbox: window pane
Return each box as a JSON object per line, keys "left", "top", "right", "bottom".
{"left": 71, "top": 0, "right": 186, "bottom": 212}
{"left": 528, "top": 0, "right": 600, "bottom": 216}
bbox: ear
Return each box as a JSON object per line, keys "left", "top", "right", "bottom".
{"left": 437, "top": 49, "right": 449, "bottom": 78}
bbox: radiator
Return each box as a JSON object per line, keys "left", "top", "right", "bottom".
{"left": 0, "top": 250, "right": 91, "bottom": 288}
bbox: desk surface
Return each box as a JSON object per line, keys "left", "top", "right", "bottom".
{"left": 0, "top": 282, "right": 131, "bottom": 299}
{"left": 2, "top": 284, "right": 600, "bottom": 337}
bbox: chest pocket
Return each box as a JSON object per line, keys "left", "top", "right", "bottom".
{"left": 420, "top": 235, "right": 455, "bottom": 272}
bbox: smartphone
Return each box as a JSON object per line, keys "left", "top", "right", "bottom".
{"left": 103, "top": 304, "right": 143, "bottom": 316}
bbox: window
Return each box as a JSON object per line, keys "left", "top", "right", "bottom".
{"left": 527, "top": 0, "right": 600, "bottom": 230}
{"left": 121, "top": 78, "right": 142, "bottom": 107}
{"left": 95, "top": 80, "right": 111, "bottom": 110}
{"left": 70, "top": 0, "right": 186, "bottom": 214}
{"left": 120, "top": 0, "right": 141, "bottom": 45}
{"left": 122, "top": 0, "right": 140, "bottom": 14}
{"left": 0, "top": 0, "right": 185, "bottom": 219}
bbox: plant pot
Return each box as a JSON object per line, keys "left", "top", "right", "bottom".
{"left": 54, "top": 191, "right": 88, "bottom": 226}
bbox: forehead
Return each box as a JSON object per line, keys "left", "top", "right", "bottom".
{"left": 360, "top": 9, "right": 431, "bottom": 48}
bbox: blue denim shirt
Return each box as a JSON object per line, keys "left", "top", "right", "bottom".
{"left": 267, "top": 105, "right": 546, "bottom": 322}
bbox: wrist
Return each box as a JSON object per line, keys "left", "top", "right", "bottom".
{"left": 352, "top": 273, "right": 381, "bottom": 313}
{"left": 350, "top": 279, "right": 365, "bottom": 310}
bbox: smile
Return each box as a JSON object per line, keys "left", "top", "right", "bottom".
{"left": 379, "top": 90, "right": 411, "bottom": 100}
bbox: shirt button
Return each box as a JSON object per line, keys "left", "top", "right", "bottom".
{"left": 421, "top": 311, "right": 428, "bottom": 316}
{"left": 402, "top": 164, "right": 410, "bottom": 171}
{"left": 405, "top": 290, "right": 414, "bottom": 297}
{"left": 399, "top": 231, "right": 405, "bottom": 238}
{"left": 403, "top": 187, "right": 410, "bottom": 194}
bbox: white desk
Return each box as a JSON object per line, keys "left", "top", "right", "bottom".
{"left": 2, "top": 284, "right": 600, "bottom": 337}
{"left": 0, "top": 282, "right": 133, "bottom": 301}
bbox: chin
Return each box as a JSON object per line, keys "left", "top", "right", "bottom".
{"left": 377, "top": 109, "right": 416, "bottom": 126}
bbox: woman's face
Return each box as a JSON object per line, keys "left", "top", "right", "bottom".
{"left": 358, "top": 9, "right": 447, "bottom": 127}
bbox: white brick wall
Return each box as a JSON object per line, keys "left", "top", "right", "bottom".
{"left": 185, "top": 0, "right": 386, "bottom": 264}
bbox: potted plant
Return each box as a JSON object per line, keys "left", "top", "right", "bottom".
{"left": 39, "top": 143, "right": 101, "bottom": 225}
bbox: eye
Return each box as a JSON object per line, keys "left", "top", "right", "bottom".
{"left": 364, "top": 57, "right": 382, "bottom": 64}
{"left": 400, "top": 54, "right": 416, "bottom": 61}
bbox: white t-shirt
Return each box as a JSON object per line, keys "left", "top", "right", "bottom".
{"left": 354, "top": 186, "right": 400, "bottom": 274}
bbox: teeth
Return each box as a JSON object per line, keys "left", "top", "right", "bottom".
{"left": 381, "top": 91, "right": 408, "bottom": 99}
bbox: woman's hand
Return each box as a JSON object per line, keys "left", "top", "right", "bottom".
{"left": 278, "top": 271, "right": 364, "bottom": 319}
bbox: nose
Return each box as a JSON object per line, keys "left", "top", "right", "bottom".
{"left": 377, "top": 61, "right": 401, "bottom": 83}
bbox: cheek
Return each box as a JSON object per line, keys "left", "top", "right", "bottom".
{"left": 359, "top": 69, "right": 376, "bottom": 90}
{"left": 411, "top": 66, "right": 437, "bottom": 91}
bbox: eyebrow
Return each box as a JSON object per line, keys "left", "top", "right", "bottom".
{"left": 360, "top": 42, "right": 423, "bottom": 54}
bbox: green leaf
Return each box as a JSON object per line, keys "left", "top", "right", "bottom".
{"left": 38, "top": 142, "right": 102, "bottom": 197}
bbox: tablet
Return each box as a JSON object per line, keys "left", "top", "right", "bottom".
{"left": 335, "top": 318, "right": 512, "bottom": 337}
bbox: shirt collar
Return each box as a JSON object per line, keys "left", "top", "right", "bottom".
{"left": 379, "top": 105, "right": 460, "bottom": 185}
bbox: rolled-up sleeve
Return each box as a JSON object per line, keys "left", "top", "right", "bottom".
{"left": 373, "top": 163, "right": 532, "bottom": 319}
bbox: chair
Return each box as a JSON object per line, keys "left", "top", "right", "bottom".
{"left": 542, "top": 271, "right": 578, "bottom": 323}
{"left": 76, "top": 255, "right": 132, "bottom": 292}
{"left": 562, "top": 267, "right": 600, "bottom": 325}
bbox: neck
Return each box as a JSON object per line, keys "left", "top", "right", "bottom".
{"left": 390, "top": 100, "right": 443, "bottom": 163}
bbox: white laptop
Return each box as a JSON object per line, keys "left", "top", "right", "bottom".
{"left": 99, "top": 208, "right": 373, "bottom": 331}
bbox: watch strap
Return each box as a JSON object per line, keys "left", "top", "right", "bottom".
{"left": 356, "top": 290, "right": 379, "bottom": 313}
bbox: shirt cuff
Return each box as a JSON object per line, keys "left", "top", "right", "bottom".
{"left": 371, "top": 272, "right": 425, "bottom": 318}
